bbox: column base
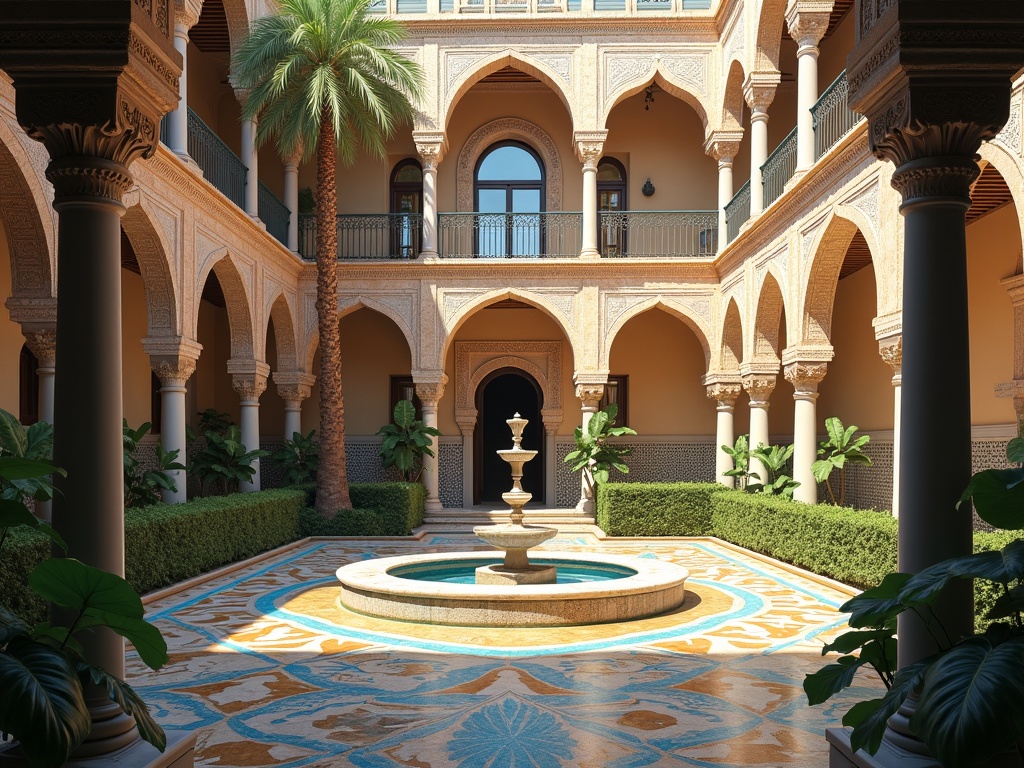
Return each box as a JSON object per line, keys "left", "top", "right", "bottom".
{"left": 418, "top": 250, "right": 438, "bottom": 259}
{"left": 825, "top": 728, "right": 1022, "bottom": 768}
{"left": 579, "top": 248, "right": 601, "bottom": 259}
{"left": 0, "top": 731, "right": 196, "bottom": 768}
{"left": 576, "top": 497, "right": 594, "bottom": 514}
{"left": 425, "top": 498, "right": 444, "bottom": 513}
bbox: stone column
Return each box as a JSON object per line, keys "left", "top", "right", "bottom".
{"left": 743, "top": 74, "right": 779, "bottom": 216}
{"left": 229, "top": 360, "right": 270, "bottom": 492}
{"left": 785, "top": 361, "right": 828, "bottom": 504}
{"left": 273, "top": 371, "right": 315, "bottom": 440}
{"left": 0, "top": 5, "right": 195, "bottom": 761}
{"left": 283, "top": 151, "right": 300, "bottom": 252}
{"left": 785, "top": 3, "right": 831, "bottom": 173}
{"left": 144, "top": 338, "right": 203, "bottom": 504}
{"left": 168, "top": 0, "right": 202, "bottom": 164}
{"left": 879, "top": 335, "right": 902, "bottom": 518}
{"left": 704, "top": 133, "right": 743, "bottom": 246}
{"left": 456, "top": 415, "right": 476, "bottom": 508}
{"left": 238, "top": 105, "right": 260, "bottom": 219}
{"left": 574, "top": 378, "right": 606, "bottom": 514}
{"left": 415, "top": 376, "right": 447, "bottom": 513}
{"left": 705, "top": 378, "right": 742, "bottom": 487}
{"left": 23, "top": 326, "right": 57, "bottom": 425}
{"left": 574, "top": 131, "right": 607, "bottom": 259}
{"left": 414, "top": 131, "right": 447, "bottom": 258}
{"left": 742, "top": 373, "right": 776, "bottom": 484}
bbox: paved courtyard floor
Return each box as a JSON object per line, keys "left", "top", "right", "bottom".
{"left": 129, "top": 532, "right": 883, "bottom": 767}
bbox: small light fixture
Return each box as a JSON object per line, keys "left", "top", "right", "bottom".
{"left": 641, "top": 178, "right": 655, "bottom": 197}
{"left": 644, "top": 85, "right": 655, "bottom": 111}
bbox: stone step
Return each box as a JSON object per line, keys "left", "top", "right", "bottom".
{"left": 422, "top": 507, "right": 596, "bottom": 528}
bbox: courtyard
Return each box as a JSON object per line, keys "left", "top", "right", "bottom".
{"left": 129, "top": 529, "right": 880, "bottom": 767}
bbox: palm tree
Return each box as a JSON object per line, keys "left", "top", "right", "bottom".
{"left": 232, "top": 0, "right": 423, "bottom": 516}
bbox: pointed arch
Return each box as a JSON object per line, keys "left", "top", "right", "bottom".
{"left": 753, "top": 0, "right": 789, "bottom": 72}
{"left": 720, "top": 297, "right": 745, "bottom": 372}
{"left": 122, "top": 203, "right": 179, "bottom": 337}
{"left": 603, "top": 297, "right": 713, "bottom": 372}
{"left": 196, "top": 252, "right": 256, "bottom": 361}
{"left": 266, "top": 292, "right": 300, "bottom": 372}
{"left": 978, "top": 141, "right": 1024, "bottom": 270}
{"left": 720, "top": 59, "right": 747, "bottom": 134}
{"left": 304, "top": 296, "right": 417, "bottom": 372}
{"left": 601, "top": 68, "right": 710, "bottom": 130}
{"left": 752, "top": 271, "right": 786, "bottom": 364}
{"left": 220, "top": 0, "right": 251, "bottom": 56}
{"left": 444, "top": 52, "right": 576, "bottom": 131}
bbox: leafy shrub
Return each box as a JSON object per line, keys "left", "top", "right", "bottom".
{"left": 300, "top": 506, "right": 398, "bottom": 536}
{"left": 973, "top": 529, "right": 1024, "bottom": 632}
{"left": 812, "top": 416, "right": 872, "bottom": 506}
{"left": 0, "top": 409, "right": 57, "bottom": 503}
{"left": 376, "top": 400, "right": 439, "bottom": 482}
{"left": 190, "top": 425, "right": 269, "bottom": 496}
{"left": 0, "top": 526, "right": 48, "bottom": 623}
{"left": 748, "top": 443, "right": 800, "bottom": 497}
{"left": 123, "top": 420, "right": 185, "bottom": 508}
{"left": 596, "top": 482, "right": 719, "bottom": 536}
{"left": 710, "top": 490, "right": 897, "bottom": 589}
{"left": 292, "top": 482, "right": 425, "bottom": 536}
{"left": 270, "top": 429, "right": 319, "bottom": 486}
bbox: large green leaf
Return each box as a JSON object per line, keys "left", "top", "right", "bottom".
{"left": 803, "top": 655, "right": 868, "bottom": 705}
{"left": 900, "top": 541, "right": 1024, "bottom": 604}
{"left": 960, "top": 468, "right": 1024, "bottom": 530}
{"left": 1006, "top": 436, "right": 1024, "bottom": 465}
{"left": 0, "top": 457, "right": 61, "bottom": 483}
{"left": 912, "top": 634, "right": 1024, "bottom": 768}
{"left": 0, "top": 604, "right": 30, "bottom": 645}
{"left": 0, "top": 500, "right": 66, "bottom": 551}
{"left": 29, "top": 559, "right": 168, "bottom": 670}
{"left": 0, "top": 638, "right": 90, "bottom": 768}
{"left": 841, "top": 572, "right": 915, "bottom": 628}
{"left": 846, "top": 659, "right": 930, "bottom": 756}
{"left": 0, "top": 408, "right": 28, "bottom": 457}
{"left": 23, "top": 421, "right": 53, "bottom": 461}
{"left": 79, "top": 663, "right": 166, "bottom": 752}
{"left": 392, "top": 399, "right": 416, "bottom": 430}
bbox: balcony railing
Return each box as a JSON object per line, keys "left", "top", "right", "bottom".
{"left": 761, "top": 127, "right": 798, "bottom": 210}
{"left": 438, "top": 212, "right": 581, "bottom": 258}
{"left": 724, "top": 180, "right": 751, "bottom": 244}
{"left": 367, "top": 0, "right": 710, "bottom": 11}
{"left": 258, "top": 181, "right": 290, "bottom": 247}
{"left": 297, "top": 213, "right": 422, "bottom": 260}
{"left": 598, "top": 210, "right": 718, "bottom": 257}
{"left": 812, "top": 70, "right": 863, "bottom": 160}
{"left": 186, "top": 109, "right": 247, "bottom": 210}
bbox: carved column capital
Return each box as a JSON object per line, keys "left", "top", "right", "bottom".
{"left": 574, "top": 130, "right": 608, "bottom": 168}
{"left": 174, "top": 0, "right": 203, "bottom": 34}
{"left": 785, "top": 3, "right": 831, "bottom": 52}
{"left": 228, "top": 359, "right": 271, "bottom": 401}
{"left": 413, "top": 130, "right": 448, "bottom": 170}
{"left": 784, "top": 361, "right": 828, "bottom": 395}
{"left": 705, "top": 382, "right": 743, "bottom": 408}
{"left": 703, "top": 131, "right": 744, "bottom": 163}
{"left": 22, "top": 327, "right": 57, "bottom": 368}
{"left": 414, "top": 373, "right": 448, "bottom": 406}
{"left": 742, "top": 374, "right": 777, "bottom": 406}
{"left": 142, "top": 336, "right": 203, "bottom": 387}
{"left": 455, "top": 413, "right": 478, "bottom": 437}
{"left": 743, "top": 72, "right": 780, "bottom": 116}
{"left": 153, "top": 357, "right": 197, "bottom": 388}
{"left": 575, "top": 383, "right": 605, "bottom": 408}
{"left": 878, "top": 335, "right": 903, "bottom": 380}
{"left": 273, "top": 371, "right": 316, "bottom": 403}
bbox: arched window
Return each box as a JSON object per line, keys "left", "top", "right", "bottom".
{"left": 389, "top": 159, "right": 422, "bottom": 259}
{"left": 598, "top": 157, "right": 627, "bottom": 257}
{"left": 474, "top": 141, "right": 545, "bottom": 258}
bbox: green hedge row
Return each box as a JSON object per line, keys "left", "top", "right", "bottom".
{"left": 597, "top": 482, "right": 719, "bottom": 536}
{"left": 294, "top": 481, "right": 425, "bottom": 536}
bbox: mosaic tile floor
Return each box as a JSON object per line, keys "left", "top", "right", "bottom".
{"left": 128, "top": 534, "right": 884, "bottom": 767}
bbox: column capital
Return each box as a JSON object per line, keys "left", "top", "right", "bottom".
{"left": 743, "top": 72, "right": 780, "bottom": 115}
{"left": 705, "top": 380, "right": 743, "bottom": 407}
{"left": 784, "top": 361, "right": 827, "bottom": 394}
{"left": 573, "top": 372, "right": 608, "bottom": 407}
{"left": 703, "top": 130, "right": 744, "bottom": 162}
{"left": 228, "top": 359, "right": 271, "bottom": 400}
{"left": 143, "top": 336, "right": 203, "bottom": 386}
{"left": 574, "top": 130, "right": 608, "bottom": 166}
{"left": 741, "top": 373, "right": 777, "bottom": 405}
{"left": 455, "top": 413, "right": 477, "bottom": 436}
{"left": 878, "top": 334, "right": 903, "bottom": 377}
{"left": 273, "top": 371, "right": 316, "bottom": 402}
{"left": 413, "top": 131, "right": 447, "bottom": 169}
{"left": 785, "top": 2, "right": 831, "bottom": 51}
{"left": 7, "top": 297, "right": 58, "bottom": 327}
{"left": 22, "top": 327, "right": 57, "bottom": 368}
{"left": 174, "top": 0, "right": 204, "bottom": 33}
{"left": 414, "top": 372, "right": 448, "bottom": 405}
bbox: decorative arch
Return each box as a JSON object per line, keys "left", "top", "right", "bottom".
{"left": 601, "top": 68, "right": 710, "bottom": 130}
{"left": 456, "top": 119, "right": 563, "bottom": 213}
{"left": 978, "top": 142, "right": 1024, "bottom": 270}
{"left": 220, "top": 0, "right": 251, "bottom": 57}
{"left": 122, "top": 203, "right": 179, "bottom": 337}
{"left": 603, "top": 297, "right": 713, "bottom": 372}
{"left": 0, "top": 121, "right": 55, "bottom": 299}
{"left": 751, "top": 271, "right": 786, "bottom": 364}
{"left": 720, "top": 59, "right": 747, "bottom": 134}
{"left": 305, "top": 297, "right": 417, "bottom": 372}
{"left": 444, "top": 51, "right": 575, "bottom": 131}
{"left": 752, "top": 0, "right": 789, "bottom": 72}
{"left": 266, "top": 292, "right": 300, "bottom": 372}
{"left": 720, "top": 297, "right": 745, "bottom": 372}
{"left": 196, "top": 252, "right": 256, "bottom": 361}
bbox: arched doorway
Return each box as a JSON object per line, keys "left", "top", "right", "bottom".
{"left": 475, "top": 368, "right": 544, "bottom": 504}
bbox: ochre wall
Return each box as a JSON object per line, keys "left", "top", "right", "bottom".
{"left": 263, "top": 321, "right": 285, "bottom": 438}
{"left": 818, "top": 11, "right": 855, "bottom": 91}
{"left": 0, "top": 226, "right": 23, "bottom": 417}
{"left": 194, "top": 299, "right": 241, "bottom": 430}
{"left": 608, "top": 308, "right": 715, "bottom": 435}
{"left": 121, "top": 269, "right": 154, "bottom": 428}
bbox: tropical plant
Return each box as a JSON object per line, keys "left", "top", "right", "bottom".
{"left": 722, "top": 433, "right": 752, "bottom": 490}
{"left": 232, "top": 0, "right": 423, "bottom": 517}
{"left": 0, "top": 408, "right": 55, "bottom": 505}
{"left": 748, "top": 442, "right": 800, "bottom": 498}
{"left": 804, "top": 437, "right": 1024, "bottom": 768}
{"left": 271, "top": 429, "right": 320, "bottom": 486}
{"left": 812, "top": 416, "right": 873, "bottom": 506}
{"left": 376, "top": 400, "right": 440, "bottom": 483}
{"left": 123, "top": 420, "right": 186, "bottom": 509}
{"left": 190, "top": 425, "right": 269, "bottom": 496}
{"left": 564, "top": 404, "right": 637, "bottom": 501}
{"left": 186, "top": 408, "right": 234, "bottom": 442}
{"left": 0, "top": 454, "right": 167, "bottom": 768}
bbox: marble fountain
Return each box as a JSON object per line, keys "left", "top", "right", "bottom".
{"left": 336, "top": 414, "right": 689, "bottom": 627}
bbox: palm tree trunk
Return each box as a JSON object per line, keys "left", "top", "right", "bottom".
{"left": 314, "top": 114, "right": 352, "bottom": 516}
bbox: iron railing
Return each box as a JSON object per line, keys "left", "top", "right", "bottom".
{"left": 761, "top": 127, "right": 798, "bottom": 210}
{"left": 438, "top": 212, "right": 581, "bottom": 258}
{"left": 724, "top": 180, "right": 751, "bottom": 244}
{"left": 257, "top": 181, "right": 290, "bottom": 247}
{"left": 598, "top": 210, "right": 718, "bottom": 257}
{"left": 297, "top": 213, "right": 422, "bottom": 260}
{"left": 812, "top": 70, "right": 863, "bottom": 160}
{"left": 186, "top": 108, "right": 247, "bottom": 209}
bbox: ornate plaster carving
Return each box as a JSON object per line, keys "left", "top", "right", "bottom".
{"left": 22, "top": 327, "right": 57, "bottom": 367}
{"left": 415, "top": 374, "right": 449, "bottom": 405}
{"left": 783, "top": 361, "right": 827, "bottom": 393}
{"left": 705, "top": 381, "right": 742, "bottom": 407}
{"left": 741, "top": 374, "right": 777, "bottom": 405}
{"left": 878, "top": 335, "right": 902, "bottom": 376}
{"left": 454, "top": 341, "right": 562, "bottom": 430}
{"left": 273, "top": 371, "right": 316, "bottom": 403}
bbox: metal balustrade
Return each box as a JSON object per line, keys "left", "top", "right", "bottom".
{"left": 597, "top": 210, "right": 718, "bottom": 257}
{"left": 724, "top": 180, "right": 751, "bottom": 244}
{"left": 363, "top": 0, "right": 714, "bottom": 11}
{"left": 257, "top": 181, "right": 290, "bottom": 247}
{"left": 297, "top": 213, "right": 423, "bottom": 260}
{"left": 186, "top": 108, "right": 247, "bottom": 210}
{"left": 438, "top": 212, "right": 581, "bottom": 258}
{"left": 761, "top": 127, "right": 798, "bottom": 210}
{"left": 812, "top": 70, "right": 863, "bottom": 160}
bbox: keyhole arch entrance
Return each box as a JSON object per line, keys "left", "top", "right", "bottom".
{"left": 474, "top": 367, "right": 544, "bottom": 505}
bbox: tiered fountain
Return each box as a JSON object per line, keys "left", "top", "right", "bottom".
{"left": 336, "top": 413, "right": 689, "bottom": 627}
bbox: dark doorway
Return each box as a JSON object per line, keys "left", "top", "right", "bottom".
{"left": 475, "top": 369, "right": 544, "bottom": 504}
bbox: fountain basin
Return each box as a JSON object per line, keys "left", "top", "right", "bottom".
{"left": 336, "top": 552, "right": 688, "bottom": 627}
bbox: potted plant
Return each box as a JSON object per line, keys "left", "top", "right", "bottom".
{"left": 376, "top": 400, "right": 440, "bottom": 482}
{"left": 804, "top": 438, "right": 1024, "bottom": 768}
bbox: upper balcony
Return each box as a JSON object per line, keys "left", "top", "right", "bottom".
{"left": 366, "top": 0, "right": 712, "bottom": 15}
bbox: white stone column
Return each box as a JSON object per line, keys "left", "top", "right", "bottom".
{"left": 574, "top": 379, "right": 606, "bottom": 514}
{"left": 168, "top": 0, "right": 202, "bottom": 163}
{"left": 574, "top": 132, "right": 606, "bottom": 259}
{"left": 785, "top": 361, "right": 828, "bottom": 504}
{"left": 283, "top": 151, "right": 300, "bottom": 252}
{"left": 544, "top": 424, "right": 557, "bottom": 508}
{"left": 457, "top": 417, "right": 475, "bottom": 508}
{"left": 273, "top": 371, "right": 315, "bottom": 440}
{"left": 147, "top": 341, "right": 202, "bottom": 504}
{"left": 23, "top": 327, "right": 57, "bottom": 425}
{"left": 705, "top": 379, "right": 742, "bottom": 487}
{"left": 229, "top": 360, "right": 270, "bottom": 492}
{"left": 742, "top": 373, "right": 776, "bottom": 484}
{"left": 704, "top": 133, "right": 743, "bottom": 246}
{"left": 241, "top": 115, "right": 260, "bottom": 218}
{"left": 880, "top": 336, "right": 902, "bottom": 517}
{"left": 744, "top": 76, "right": 778, "bottom": 216}
{"left": 786, "top": 3, "right": 831, "bottom": 173}
{"left": 414, "top": 132, "right": 447, "bottom": 258}
{"left": 416, "top": 376, "right": 448, "bottom": 513}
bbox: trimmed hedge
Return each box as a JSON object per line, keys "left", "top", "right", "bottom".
{"left": 974, "top": 530, "right": 1024, "bottom": 631}
{"left": 0, "top": 527, "right": 49, "bottom": 622}
{"left": 597, "top": 482, "right": 719, "bottom": 536}
{"left": 293, "top": 481, "right": 426, "bottom": 536}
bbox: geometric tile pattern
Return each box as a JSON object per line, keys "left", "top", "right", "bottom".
{"left": 129, "top": 536, "right": 881, "bottom": 767}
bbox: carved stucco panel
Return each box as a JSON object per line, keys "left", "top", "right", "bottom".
{"left": 995, "top": 91, "right": 1022, "bottom": 156}
{"left": 443, "top": 289, "right": 489, "bottom": 326}
{"left": 531, "top": 52, "right": 572, "bottom": 85}
{"left": 454, "top": 341, "right": 563, "bottom": 428}
{"left": 661, "top": 54, "right": 708, "bottom": 95}
{"left": 533, "top": 289, "right": 577, "bottom": 329}
{"left": 445, "top": 51, "right": 493, "bottom": 93}
{"left": 843, "top": 183, "right": 881, "bottom": 240}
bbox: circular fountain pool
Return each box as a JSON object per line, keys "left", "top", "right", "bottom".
{"left": 336, "top": 552, "right": 688, "bottom": 627}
